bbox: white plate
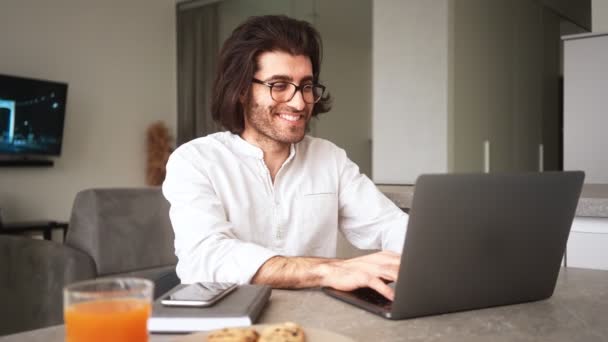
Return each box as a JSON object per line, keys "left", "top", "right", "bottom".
{"left": 173, "top": 324, "right": 355, "bottom": 342}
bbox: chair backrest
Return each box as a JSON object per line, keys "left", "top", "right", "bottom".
{"left": 66, "top": 188, "right": 177, "bottom": 277}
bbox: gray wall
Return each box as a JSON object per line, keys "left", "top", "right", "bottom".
{"left": 313, "top": 0, "right": 372, "bottom": 176}
{"left": 0, "top": 0, "right": 177, "bottom": 222}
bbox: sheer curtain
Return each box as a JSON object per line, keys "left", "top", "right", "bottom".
{"left": 176, "top": 1, "right": 221, "bottom": 146}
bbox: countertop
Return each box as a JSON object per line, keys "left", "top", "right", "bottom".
{"left": 578, "top": 184, "right": 608, "bottom": 217}
{"left": 378, "top": 184, "right": 608, "bottom": 218}
{"left": 2, "top": 268, "right": 607, "bottom": 342}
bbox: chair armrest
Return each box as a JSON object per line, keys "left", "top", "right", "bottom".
{"left": 102, "top": 265, "right": 179, "bottom": 299}
{"left": 0, "top": 236, "right": 96, "bottom": 335}
{"left": 150, "top": 267, "right": 180, "bottom": 299}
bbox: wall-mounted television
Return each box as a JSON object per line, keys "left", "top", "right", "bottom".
{"left": 0, "top": 74, "right": 68, "bottom": 159}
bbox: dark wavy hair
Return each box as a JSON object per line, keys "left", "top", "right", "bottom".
{"left": 211, "top": 15, "right": 332, "bottom": 134}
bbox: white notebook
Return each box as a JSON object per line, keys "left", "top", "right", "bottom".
{"left": 148, "top": 284, "right": 271, "bottom": 333}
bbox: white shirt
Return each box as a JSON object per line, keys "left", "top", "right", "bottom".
{"left": 162, "top": 131, "right": 408, "bottom": 284}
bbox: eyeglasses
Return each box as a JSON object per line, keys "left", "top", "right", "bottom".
{"left": 252, "top": 78, "right": 326, "bottom": 104}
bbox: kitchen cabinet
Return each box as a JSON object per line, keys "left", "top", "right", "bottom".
{"left": 567, "top": 217, "right": 608, "bottom": 270}
{"left": 566, "top": 185, "right": 608, "bottom": 270}
{"left": 373, "top": 0, "right": 569, "bottom": 183}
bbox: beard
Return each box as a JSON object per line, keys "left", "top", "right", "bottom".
{"left": 244, "top": 100, "right": 310, "bottom": 146}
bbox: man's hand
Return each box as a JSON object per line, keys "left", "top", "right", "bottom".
{"left": 317, "top": 251, "right": 400, "bottom": 301}
{"left": 251, "top": 251, "right": 401, "bottom": 301}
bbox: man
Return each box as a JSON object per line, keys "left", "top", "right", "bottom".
{"left": 163, "top": 15, "right": 408, "bottom": 300}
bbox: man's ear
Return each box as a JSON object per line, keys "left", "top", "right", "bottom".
{"left": 239, "top": 87, "right": 248, "bottom": 104}
{"left": 239, "top": 92, "right": 249, "bottom": 123}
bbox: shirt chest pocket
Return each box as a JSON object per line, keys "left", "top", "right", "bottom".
{"left": 297, "top": 191, "right": 339, "bottom": 231}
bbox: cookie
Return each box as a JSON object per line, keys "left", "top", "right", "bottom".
{"left": 258, "top": 322, "right": 305, "bottom": 342}
{"left": 206, "top": 327, "right": 259, "bottom": 342}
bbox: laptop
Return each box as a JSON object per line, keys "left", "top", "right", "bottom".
{"left": 323, "top": 171, "right": 584, "bottom": 320}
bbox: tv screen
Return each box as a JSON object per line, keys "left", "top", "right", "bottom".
{"left": 0, "top": 74, "right": 68, "bottom": 156}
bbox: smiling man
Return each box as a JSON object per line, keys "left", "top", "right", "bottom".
{"left": 163, "top": 15, "right": 408, "bottom": 300}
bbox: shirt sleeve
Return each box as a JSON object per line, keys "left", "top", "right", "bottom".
{"left": 336, "top": 149, "right": 408, "bottom": 253}
{"left": 162, "top": 147, "right": 278, "bottom": 284}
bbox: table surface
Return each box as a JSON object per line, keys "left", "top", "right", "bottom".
{"left": 2, "top": 267, "right": 607, "bottom": 342}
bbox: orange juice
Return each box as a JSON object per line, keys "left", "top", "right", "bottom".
{"left": 64, "top": 298, "right": 151, "bottom": 342}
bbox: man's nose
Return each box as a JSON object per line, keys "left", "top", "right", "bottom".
{"left": 287, "top": 89, "right": 307, "bottom": 111}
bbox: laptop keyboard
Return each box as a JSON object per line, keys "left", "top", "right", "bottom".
{"left": 351, "top": 287, "right": 393, "bottom": 310}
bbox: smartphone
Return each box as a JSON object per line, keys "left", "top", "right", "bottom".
{"left": 161, "top": 282, "right": 238, "bottom": 307}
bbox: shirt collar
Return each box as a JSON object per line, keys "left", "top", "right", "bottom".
{"left": 231, "top": 133, "right": 264, "bottom": 158}
{"left": 230, "top": 133, "right": 297, "bottom": 162}
{"left": 286, "top": 143, "right": 296, "bottom": 163}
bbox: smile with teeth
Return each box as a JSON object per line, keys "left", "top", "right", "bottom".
{"left": 278, "top": 113, "right": 301, "bottom": 122}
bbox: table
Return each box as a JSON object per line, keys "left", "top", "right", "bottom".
{"left": 0, "top": 221, "right": 69, "bottom": 240}
{"left": 1, "top": 267, "right": 607, "bottom": 342}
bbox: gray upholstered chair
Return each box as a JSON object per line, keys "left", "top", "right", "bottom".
{"left": 0, "top": 187, "right": 178, "bottom": 336}
{"left": 0, "top": 235, "right": 95, "bottom": 335}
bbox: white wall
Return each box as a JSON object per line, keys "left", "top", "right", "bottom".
{"left": 0, "top": 0, "right": 177, "bottom": 222}
{"left": 372, "top": 0, "right": 449, "bottom": 184}
{"left": 593, "top": 0, "right": 608, "bottom": 31}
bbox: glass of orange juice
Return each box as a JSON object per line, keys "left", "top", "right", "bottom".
{"left": 64, "top": 278, "right": 154, "bottom": 342}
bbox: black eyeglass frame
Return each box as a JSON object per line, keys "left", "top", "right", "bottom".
{"left": 251, "top": 78, "right": 326, "bottom": 104}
